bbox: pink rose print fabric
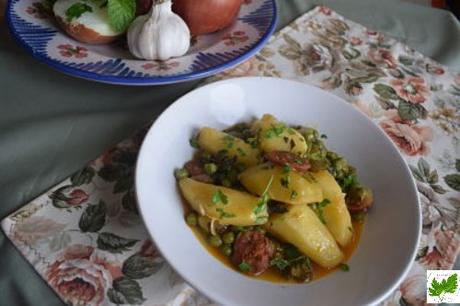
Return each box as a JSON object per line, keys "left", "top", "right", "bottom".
{"left": 2, "top": 6, "right": 459, "bottom": 306}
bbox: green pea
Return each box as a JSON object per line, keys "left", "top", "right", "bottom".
{"left": 204, "top": 163, "right": 218, "bottom": 175}
{"left": 222, "top": 232, "right": 235, "bottom": 244}
{"left": 220, "top": 244, "right": 232, "bottom": 256}
{"left": 174, "top": 168, "right": 189, "bottom": 179}
{"left": 209, "top": 235, "right": 223, "bottom": 247}
{"left": 185, "top": 212, "right": 197, "bottom": 226}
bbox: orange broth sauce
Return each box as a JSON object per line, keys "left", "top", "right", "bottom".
{"left": 190, "top": 220, "right": 364, "bottom": 283}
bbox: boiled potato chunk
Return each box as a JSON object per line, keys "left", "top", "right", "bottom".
{"left": 310, "top": 170, "right": 353, "bottom": 247}
{"left": 255, "top": 114, "right": 307, "bottom": 155}
{"left": 239, "top": 163, "right": 323, "bottom": 205}
{"left": 179, "top": 178, "right": 267, "bottom": 226}
{"left": 266, "top": 204, "right": 344, "bottom": 268}
{"left": 197, "top": 127, "right": 260, "bottom": 167}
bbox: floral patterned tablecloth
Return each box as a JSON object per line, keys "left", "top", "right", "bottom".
{"left": 2, "top": 6, "right": 459, "bottom": 306}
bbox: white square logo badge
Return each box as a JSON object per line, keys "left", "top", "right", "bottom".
{"left": 427, "top": 270, "right": 460, "bottom": 303}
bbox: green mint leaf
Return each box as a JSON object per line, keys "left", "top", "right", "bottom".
{"left": 65, "top": 2, "right": 92, "bottom": 21}
{"left": 108, "top": 0, "right": 135, "bottom": 32}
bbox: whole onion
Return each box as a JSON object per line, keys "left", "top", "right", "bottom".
{"left": 172, "top": 0, "right": 244, "bottom": 35}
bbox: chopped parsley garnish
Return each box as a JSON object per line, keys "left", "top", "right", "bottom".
{"left": 223, "top": 135, "right": 235, "bottom": 149}
{"left": 239, "top": 262, "right": 251, "bottom": 272}
{"left": 270, "top": 257, "right": 289, "bottom": 270}
{"left": 339, "top": 174, "right": 357, "bottom": 192}
{"left": 255, "top": 215, "right": 268, "bottom": 224}
{"left": 216, "top": 208, "right": 235, "bottom": 219}
{"left": 65, "top": 2, "right": 92, "bottom": 21}
{"left": 212, "top": 189, "right": 228, "bottom": 205}
{"left": 283, "top": 164, "right": 291, "bottom": 173}
{"left": 340, "top": 263, "right": 350, "bottom": 271}
{"left": 253, "top": 175, "right": 274, "bottom": 215}
{"left": 246, "top": 137, "right": 258, "bottom": 148}
{"left": 280, "top": 175, "right": 290, "bottom": 188}
{"left": 189, "top": 136, "right": 199, "bottom": 148}
{"left": 236, "top": 147, "right": 246, "bottom": 156}
{"left": 265, "top": 124, "right": 285, "bottom": 138}
{"left": 290, "top": 190, "right": 298, "bottom": 200}
{"left": 308, "top": 199, "right": 331, "bottom": 224}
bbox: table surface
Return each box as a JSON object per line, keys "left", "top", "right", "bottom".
{"left": 1, "top": 0, "right": 459, "bottom": 305}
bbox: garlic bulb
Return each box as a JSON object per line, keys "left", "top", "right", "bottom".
{"left": 127, "top": 0, "right": 190, "bottom": 60}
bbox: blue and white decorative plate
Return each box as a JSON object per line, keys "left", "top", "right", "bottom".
{"left": 6, "top": 0, "right": 277, "bottom": 85}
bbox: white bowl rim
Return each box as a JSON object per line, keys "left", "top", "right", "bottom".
{"left": 135, "top": 76, "right": 421, "bottom": 306}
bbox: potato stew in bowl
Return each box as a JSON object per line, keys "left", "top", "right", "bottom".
{"left": 175, "top": 113, "right": 373, "bottom": 283}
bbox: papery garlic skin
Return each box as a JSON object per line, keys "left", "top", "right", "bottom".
{"left": 127, "top": 0, "right": 190, "bottom": 60}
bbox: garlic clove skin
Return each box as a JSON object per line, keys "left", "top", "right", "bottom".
{"left": 127, "top": 0, "right": 190, "bottom": 61}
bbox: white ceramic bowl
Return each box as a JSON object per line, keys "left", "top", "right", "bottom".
{"left": 135, "top": 77, "right": 421, "bottom": 306}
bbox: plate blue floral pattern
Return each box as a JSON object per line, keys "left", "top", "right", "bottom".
{"left": 6, "top": 0, "right": 277, "bottom": 85}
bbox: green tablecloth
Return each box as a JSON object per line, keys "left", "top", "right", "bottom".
{"left": 0, "top": 0, "right": 459, "bottom": 305}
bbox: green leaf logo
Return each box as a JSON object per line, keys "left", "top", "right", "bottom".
{"left": 429, "top": 273, "right": 458, "bottom": 301}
